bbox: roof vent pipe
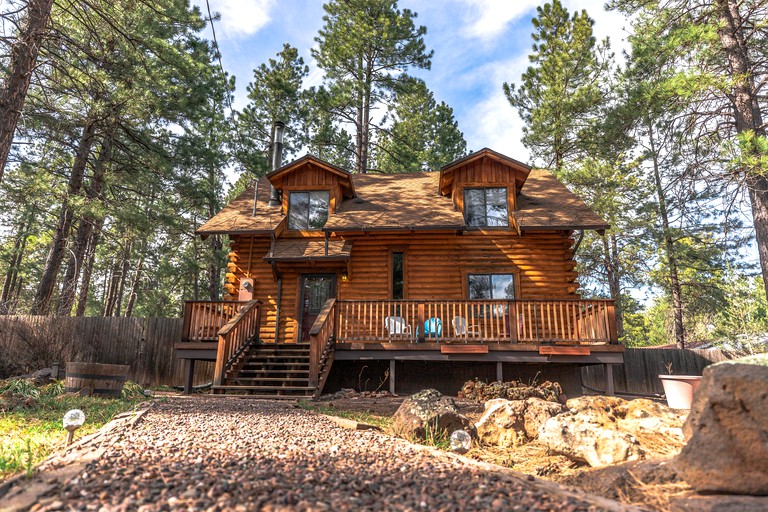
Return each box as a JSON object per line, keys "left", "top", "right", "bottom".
{"left": 268, "top": 121, "right": 286, "bottom": 207}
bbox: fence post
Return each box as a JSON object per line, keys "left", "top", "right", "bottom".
{"left": 607, "top": 303, "right": 618, "bottom": 344}
{"left": 417, "top": 303, "right": 425, "bottom": 343}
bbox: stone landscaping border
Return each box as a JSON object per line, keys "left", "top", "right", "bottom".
{"left": 0, "top": 403, "right": 153, "bottom": 512}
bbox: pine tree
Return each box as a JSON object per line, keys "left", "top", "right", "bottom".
{"left": 504, "top": 0, "right": 609, "bottom": 173}
{"left": 375, "top": 77, "right": 466, "bottom": 173}
{"left": 313, "top": 0, "right": 432, "bottom": 173}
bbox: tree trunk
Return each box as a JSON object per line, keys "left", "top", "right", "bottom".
{"left": 354, "top": 57, "right": 364, "bottom": 174}
{"left": 602, "top": 234, "right": 624, "bottom": 338}
{"left": 125, "top": 254, "right": 144, "bottom": 317}
{"left": 0, "top": 0, "right": 54, "bottom": 182}
{"left": 113, "top": 240, "right": 132, "bottom": 316}
{"left": 716, "top": 0, "right": 768, "bottom": 300}
{"left": 74, "top": 217, "right": 103, "bottom": 317}
{"left": 103, "top": 258, "right": 120, "bottom": 317}
{"left": 1, "top": 219, "right": 30, "bottom": 312}
{"left": 30, "top": 119, "right": 97, "bottom": 314}
{"left": 57, "top": 129, "right": 113, "bottom": 316}
{"left": 648, "top": 124, "right": 685, "bottom": 348}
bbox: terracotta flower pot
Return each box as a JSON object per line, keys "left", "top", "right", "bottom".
{"left": 659, "top": 374, "right": 703, "bottom": 409}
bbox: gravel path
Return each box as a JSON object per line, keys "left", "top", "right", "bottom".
{"left": 26, "top": 398, "right": 631, "bottom": 511}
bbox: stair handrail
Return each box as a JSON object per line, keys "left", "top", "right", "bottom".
{"left": 309, "top": 298, "right": 337, "bottom": 392}
{"left": 213, "top": 299, "right": 262, "bottom": 387}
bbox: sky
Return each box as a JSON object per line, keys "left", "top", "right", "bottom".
{"left": 194, "top": 0, "right": 632, "bottom": 167}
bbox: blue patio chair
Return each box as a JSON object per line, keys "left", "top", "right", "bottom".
{"left": 423, "top": 317, "right": 442, "bottom": 339}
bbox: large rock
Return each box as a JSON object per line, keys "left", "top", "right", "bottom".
{"left": 675, "top": 354, "right": 768, "bottom": 495}
{"left": 459, "top": 379, "right": 566, "bottom": 404}
{"left": 475, "top": 397, "right": 566, "bottom": 447}
{"left": 538, "top": 396, "right": 686, "bottom": 467}
{"left": 390, "top": 389, "right": 475, "bottom": 441}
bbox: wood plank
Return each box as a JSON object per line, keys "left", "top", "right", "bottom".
{"left": 539, "top": 346, "right": 591, "bottom": 356}
{"left": 441, "top": 345, "right": 489, "bottom": 354}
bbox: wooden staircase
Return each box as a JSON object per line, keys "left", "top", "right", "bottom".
{"left": 212, "top": 343, "right": 316, "bottom": 398}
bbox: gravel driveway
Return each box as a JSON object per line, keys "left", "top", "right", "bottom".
{"left": 20, "top": 398, "right": 631, "bottom": 511}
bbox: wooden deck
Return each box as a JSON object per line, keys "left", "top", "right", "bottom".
{"left": 174, "top": 298, "right": 622, "bottom": 396}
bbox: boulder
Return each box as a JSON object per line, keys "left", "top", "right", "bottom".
{"left": 538, "top": 396, "right": 686, "bottom": 467}
{"left": 475, "top": 398, "right": 565, "bottom": 447}
{"left": 459, "top": 379, "right": 566, "bottom": 404}
{"left": 675, "top": 354, "right": 768, "bottom": 495}
{"left": 390, "top": 389, "right": 475, "bottom": 441}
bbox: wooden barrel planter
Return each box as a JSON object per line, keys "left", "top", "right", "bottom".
{"left": 65, "top": 362, "right": 130, "bottom": 398}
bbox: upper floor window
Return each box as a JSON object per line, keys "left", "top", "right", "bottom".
{"left": 288, "top": 191, "right": 330, "bottom": 230}
{"left": 464, "top": 187, "right": 508, "bottom": 227}
{"left": 468, "top": 273, "right": 515, "bottom": 300}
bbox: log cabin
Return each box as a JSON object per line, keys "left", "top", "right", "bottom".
{"left": 175, "top": 147, "right": 623, "bottom": 398}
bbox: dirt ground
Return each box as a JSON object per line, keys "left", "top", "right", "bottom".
{"left": 314, "top": 392, "right": 699, "bottom": 511}
{"left": 316, "top": 393, "right": 588, "bottom": 479}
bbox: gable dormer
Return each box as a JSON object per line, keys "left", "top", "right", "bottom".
{"left": 267, "top": 155, "right": 356, "bottom": 231}
{"left": 438, "top": 149, "right": 531, "bottom": 229}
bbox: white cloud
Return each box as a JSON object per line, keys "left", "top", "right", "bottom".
{"left": 456, "top": 55, "right": 531, "bottom": 161}
{"left": 206, "top": 0, "right": 275, "bottom": 38}
{"left": 457, "top": 0, "right": 540, "bottom": 41}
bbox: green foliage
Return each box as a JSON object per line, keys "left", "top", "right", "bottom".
{"left": 313, "top": 0, "right": 433, "bottom": 173}
{"left": 239, "top": 43, "right": 310, "bottom": 169}
{"left": 0, "top": 380, "right": 147, "bottom": 479}
{"left": 374, "top": 77, "right": 466, "bottom": 173}
{"left": 504, "top": 0, "right": 610, "bottom": 172}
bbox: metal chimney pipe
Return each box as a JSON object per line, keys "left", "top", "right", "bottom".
{"left": 268, "top": 121, "right": 286, "bottom": 206}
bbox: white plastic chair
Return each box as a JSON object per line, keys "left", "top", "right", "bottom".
{"left": 452, "top": 316, "right": 481, "bottom": 337}
{"left": 384, "top": 316, "right": 412, "bottom": 337}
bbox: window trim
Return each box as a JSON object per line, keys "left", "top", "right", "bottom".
{"left": 462, "top": 269, "right": 520, "bottom": 300}
{"left": 463, "top": 187, "right": 509, "bottom": 228}
{"left": 287, "top": 190, "right": 330, "bottom": 231}
{"left": 388, "top": 248, "right": 407, "bottom": 299}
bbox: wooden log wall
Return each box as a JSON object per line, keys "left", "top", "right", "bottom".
{"left": 0, "top": 315, "right": 211, "bottom": 386}
{"left": 226, "top": 229, "right": 579, "bottom": 344}
{"left": 581, "top": 347, "right": 735, "bottom": 396}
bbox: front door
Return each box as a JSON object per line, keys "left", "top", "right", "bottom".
{"left": 299, "top": 274, "right": 336, "bottom": 342}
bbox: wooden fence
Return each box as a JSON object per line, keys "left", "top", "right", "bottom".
{"left": 581, "top": 347, "right": 735, "bottom": 396}
{"left": 0, "top": 315, "right": 212, "bottom": 387}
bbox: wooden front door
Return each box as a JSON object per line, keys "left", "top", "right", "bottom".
{"left": 299, "top": 274, "right": 336, "bottom": 342}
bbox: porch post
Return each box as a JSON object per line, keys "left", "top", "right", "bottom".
{"left": 184, "top": 359, "right": 195, "bottom": 394}
{"left": 389, "top": 359, "right": 396, "bottom": 395}
{"left": 496, "top": 361, "right": 503, "bottom": 382}
{"left": 604, "top": 364, "right": 615, "bottom": 396}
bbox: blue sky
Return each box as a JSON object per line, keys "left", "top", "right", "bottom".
{"left": 195, "top": 0, "right": 631, "bottom": 166}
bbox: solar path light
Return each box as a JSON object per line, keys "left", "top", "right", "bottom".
{"left": 63, "top": 409, "right": 85, "bottom": 447}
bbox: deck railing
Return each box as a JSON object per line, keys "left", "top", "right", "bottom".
{"left": 213, "top": 300, "right": 262, "bottom": 387}
{"left": 181, "top": 300, "right": 247, "bottom": 342}
{"left": 336, "top": 299, "right": 617, "bottom": 345}
{"left": 308, "top": 298, "right": 337, "bottom": 395}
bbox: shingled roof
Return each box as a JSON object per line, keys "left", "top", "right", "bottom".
{"left": 514, "top": 169, "right": 609, "bottom": 231}
{"left": 197, "top": 153, "right": 609, "bottom": 235}
{"left": 197, "top": 177, "right": 281, "bottom": 235}
{"left": 325, "top": 172, "right": 465, "bottom": 232}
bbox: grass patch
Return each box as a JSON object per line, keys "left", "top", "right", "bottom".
{"left": 297, "top": 400, "right": 392, "bottom": 429}
{"left": 0, "top": 379, "right": 148, "bottom": 481}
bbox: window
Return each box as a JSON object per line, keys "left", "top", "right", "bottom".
{"left": 288, "top": 191, "right": 330, "bottom": 230}
{"left": 392, "top": 252, "right": 404, "bottom": 299}
{"left": 464, "top": 188, "right": 508, "bottom": 227}
{"left": 468, "top": 274, "right": 515, "bottom": 299}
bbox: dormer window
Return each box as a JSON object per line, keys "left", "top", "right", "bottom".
{"left": 464, "top": 188, "right": 508, "bottom": 227}
{"left": 288, "top": 191, "right": 330, "bottom": 230}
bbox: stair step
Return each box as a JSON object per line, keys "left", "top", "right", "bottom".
{"left": 215, "top": 385, "right": 315, "bottom": 391}
{"left": 232, "top": 377, "right": 310, "bottom": 383}
{"left": 241, "top": 362, "right": 310, "bottom": 367}
{"left": 216, "top": 393, "right": 310, "bottom": 400}
{"left": 243, "top": 355, "right": 310, "bottom": 361}
{"left": 240, "top": 368, "right": 309, "bottom": 375}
